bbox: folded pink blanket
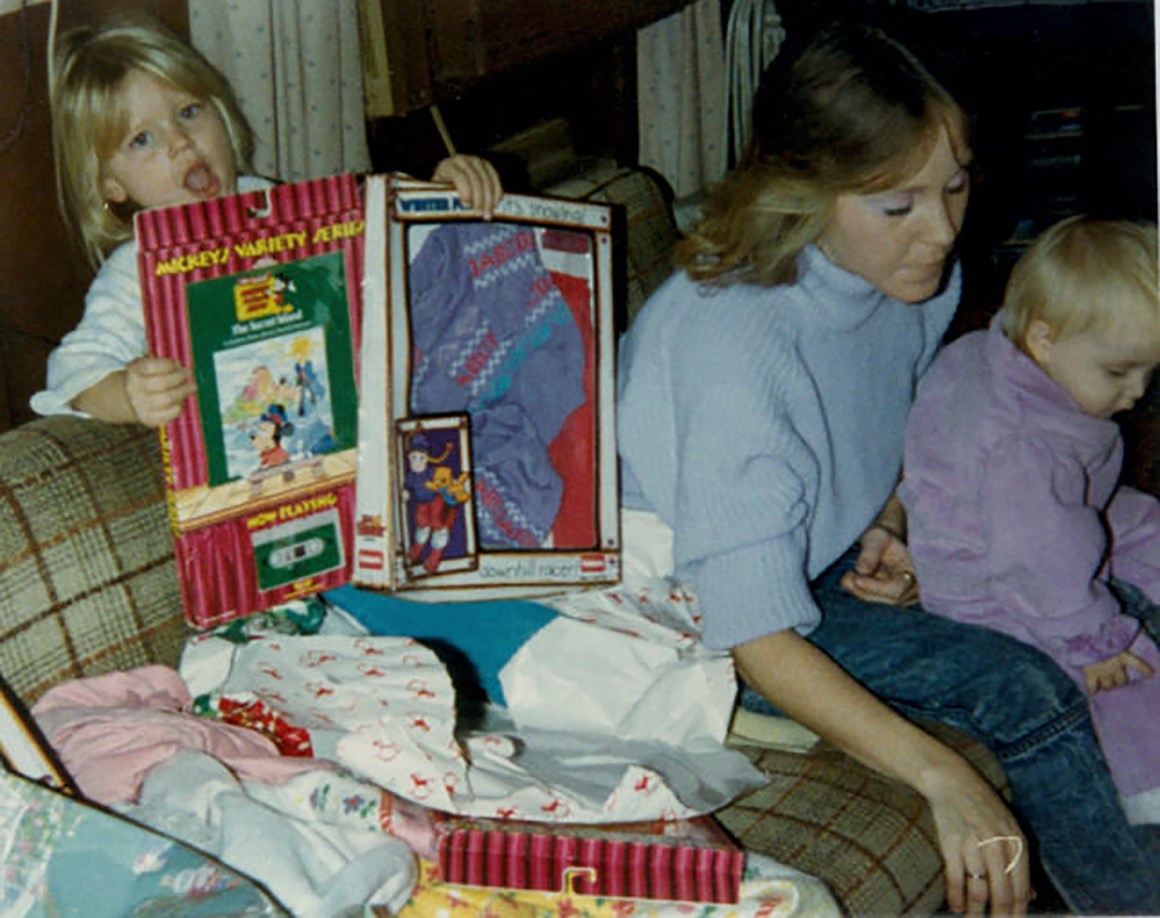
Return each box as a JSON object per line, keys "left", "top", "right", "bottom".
{"left": 33, "top": 664, "right": 324, "bottom": 805}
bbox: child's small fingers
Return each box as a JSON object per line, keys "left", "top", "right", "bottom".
{"left": 462, "top": 170, "right": 491, "bottom": 211}
{"left": 472, "top": 164, "right": 502, "bottom": 212}
{"left": 172, "top": 381, "right": 197, "bottom": 404}
{"left": 134, "top": 355, "right": 177, "bottom": 373}
{"left": 140, "top": 372, "right": 186, "bottom": 396}
{"left": 460, "top": 177, "right": 485, "bottom": 210}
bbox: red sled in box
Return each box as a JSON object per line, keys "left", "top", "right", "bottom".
{"left": 435, "top": 814, "right": 745, "bottom": 904}
{"left": 137, "top": 175, "right": 364, "bottom": 627}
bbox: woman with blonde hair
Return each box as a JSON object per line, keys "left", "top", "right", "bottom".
{"left": 619, "top": 22, "right": 1159, "bottom": 914}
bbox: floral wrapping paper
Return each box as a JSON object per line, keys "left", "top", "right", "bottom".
{"left": 0, "top": 770, "right": 284, "bottom": 917}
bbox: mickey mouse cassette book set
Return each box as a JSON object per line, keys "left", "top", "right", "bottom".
{"left": 138, "top": 175, "right": 363, "bottom": 627}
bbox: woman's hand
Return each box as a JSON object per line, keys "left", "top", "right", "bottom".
{"left": 840, "top": 523, "right": 920, "bottom": 606}
{"left": 736, "top": 630, "right": 1031, "bottom": 915}
{"left": 432, "top": 155, "right": 504, "bottom": 217}
{"left": 922, "top": 760, "right": 1033, "bottom": 916}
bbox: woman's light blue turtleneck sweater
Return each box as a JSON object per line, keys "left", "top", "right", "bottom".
{"left": 616, "top": 245, "right": 959, "bottom": 649}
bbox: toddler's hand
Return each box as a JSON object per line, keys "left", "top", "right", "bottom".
{"left": 433, "top": 155, "right": 503, "bottom": 217}
{"left": 125, "top": 356, "right": 195, "bottom": 427}
{"left": 1082, "top": 650, "right": 1154, "bottom": 695}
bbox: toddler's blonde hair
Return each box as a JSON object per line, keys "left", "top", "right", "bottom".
{"left": 52, "top": 17, "right": 253, "bottom": 268}
{"left": 1002, "top": 216, "right": 1159, "bottom": 350}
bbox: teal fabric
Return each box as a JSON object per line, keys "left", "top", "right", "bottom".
{"left": 323, "top": 585, "right": 558, "bottom": 706}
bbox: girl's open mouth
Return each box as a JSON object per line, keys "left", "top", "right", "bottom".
{"left": 183, "top": 163, "right": 221, "bottom": 198}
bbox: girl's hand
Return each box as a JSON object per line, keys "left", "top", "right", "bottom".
{"left": 432, "top": 155, "right": 504, "bottom": 217}
{"left": 840, "top": 523, "right": 920, "bottom": 606}
{"left": 1082, "top": 650, "right": 1154, "bottom": 694}
{"left": 125, "top": 356, "right": 195, "bottom": 427}
{"left": 923, "top": 763, "right": 1033, "bottom": 916}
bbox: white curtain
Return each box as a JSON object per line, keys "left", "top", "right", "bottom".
{"left": 189, "top": 0, "right": 371, "bottom": 183}
{"left": 636, "top": 0, "right": 727, "bottom": 204}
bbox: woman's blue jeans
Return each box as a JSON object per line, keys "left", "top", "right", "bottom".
{"left": 740, "top": 550, "right": 1160, "bottom": 914}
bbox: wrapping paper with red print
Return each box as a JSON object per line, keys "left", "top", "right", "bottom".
{"left": 190, "top": 632, "right": 759, "bottom": 824}
{"left": 206, "top": 693, "right": 314, "bottom": 758}
{"left": 137, "top": 175, "right": 364, "bottom": 628}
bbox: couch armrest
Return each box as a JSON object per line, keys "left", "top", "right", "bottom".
{"left": 0, "top": 416, "right": 188, "bottom": 706}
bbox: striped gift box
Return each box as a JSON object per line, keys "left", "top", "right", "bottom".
{"left": 435, "top": 813, "right": 744, "bottom": 904}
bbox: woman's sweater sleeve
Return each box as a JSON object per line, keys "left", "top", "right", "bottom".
{"left": 666, "top": 326, "right": 822, "bottom": 649}
{"left": 980, "top": 435, "right": 1139, "bottom": 665}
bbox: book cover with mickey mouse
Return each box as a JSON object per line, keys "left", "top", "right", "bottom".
{"left": 138, "top": 175, "right": 363, "bottom": 627}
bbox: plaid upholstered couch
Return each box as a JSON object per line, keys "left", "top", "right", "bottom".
{"left": 0, "top": 165, "right": 1011, "bottom": 915}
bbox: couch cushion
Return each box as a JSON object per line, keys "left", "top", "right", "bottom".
{"left": 0, "top": 417, "right": 188, "bottom": 706}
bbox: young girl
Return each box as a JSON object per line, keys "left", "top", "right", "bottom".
{"left": 901, "top": 216, "right": 1160, "bottom": 824}
{"left": 32, "top": 17, "right": 502, "bottom": 427}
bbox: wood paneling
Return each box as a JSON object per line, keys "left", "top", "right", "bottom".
{"left": 361, "top": 0, "right": 694, "bottom": 118}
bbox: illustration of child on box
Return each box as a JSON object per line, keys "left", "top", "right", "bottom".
{"left": 402, "top": 424, "right": 475, "bottom": 576}
{"left": 900, "top": 215, "right": 1160, "bottom": 824}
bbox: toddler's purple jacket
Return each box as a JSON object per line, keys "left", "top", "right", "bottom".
{"left": 902, "top": 313, "right": 1159, "bottom": 666}
{"left": 901, "top": 314, "right": 1160, "bottom": 804}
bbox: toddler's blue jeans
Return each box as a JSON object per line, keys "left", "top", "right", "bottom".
{"left": 741, "top": 549, "right": 1160, "bottom": 914}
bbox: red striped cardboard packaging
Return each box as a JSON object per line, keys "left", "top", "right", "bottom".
{"left": 434, "top": 813, "right": 745, "bottom": 904}
{"left": 137, "top": 175, "right": 364, "bottom": 627}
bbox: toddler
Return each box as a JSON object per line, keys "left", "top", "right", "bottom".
{"left": 33, "top": 17, "right": 502, "bottom": 427}
{"left": 901, "top": 215, "right": 1160, "bottom": 824}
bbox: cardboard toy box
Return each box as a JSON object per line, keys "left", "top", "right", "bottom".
{"left": 435, "top": 813, "right": 745, "bottom": 904}
{"left": 354, "top": 176, "right": 621, "bottom": 596}
{"left": 138, "top": 175, "right": 364, "bottom": 627}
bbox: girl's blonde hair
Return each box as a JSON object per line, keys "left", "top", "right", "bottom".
{"left": 52, "top": 17, "right": 253, "bottom": 268}
{"left": 1001, "top": 216, "right": 1159, "bottom": 349}
{"left": 679, "top": 22, "right": 969, "bottom": 286}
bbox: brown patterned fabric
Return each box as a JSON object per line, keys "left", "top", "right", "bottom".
{"left": 719, "top": 723, "right": 1010, "bottom": 916}
{"left": 0, "top": 416, "right": 189, "bottom": 707}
